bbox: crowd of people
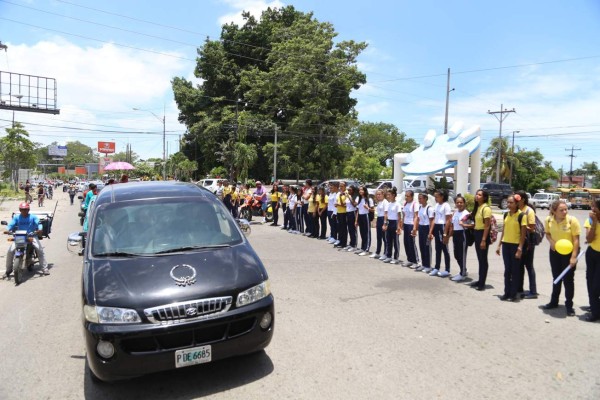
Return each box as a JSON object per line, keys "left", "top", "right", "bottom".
{"left": 233, "top": 179, "right": 600, "bottom": 323}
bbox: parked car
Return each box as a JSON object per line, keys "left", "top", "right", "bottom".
{"left": 318, "top": 179, "right": 361, "bottom": 194}
{"left": 403, "top": 176, "right": 429, "bottom": 192}
{"left": 69, "top": 181, "right": 273, "bottom": 382}
{"left": 529, "top": 192, "right": 559, "bottom": 210}
{"left": 479, "top": 182, "right": 513, "bottom": 209}
{"left": 366, "top": 180, "right": 393, "bottom": 197}
{"left": 197, "top": 178, "right": 222, "bottom": 193}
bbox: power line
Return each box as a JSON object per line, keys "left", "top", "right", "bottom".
{"left": 566, "top": 146, "right": 581, "bottom": 185}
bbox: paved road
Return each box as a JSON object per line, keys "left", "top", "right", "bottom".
{"left": 0, "top": 190, "right": 598, "bottom": 399}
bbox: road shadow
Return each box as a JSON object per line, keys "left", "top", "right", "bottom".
{"left": 539, "top": 305, "right": 568, "bottom": 319}
{"left": 83, "top": 351, "right": 274, "bottom": 400}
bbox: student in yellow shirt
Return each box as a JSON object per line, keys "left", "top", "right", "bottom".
{"left": 496, "top": 195, "right": 527, "bottom": 301}
{"left": 308, "top": 189, "right": 319, "bottom": 238}
{"left": 334, "top": 182, "right": 348, "bottom": 249}
{"left": 315, "top": 187, "right": 328, "bottom": 239}
{"left": 280, "top": 185, "right": 290, "bottom": 230}
{"left": 222, "top": 180, "right": 233, "bottom": 214}
{"left": 584, "top": 199, "right": 600, "bottom": 322}
{"left": 270, "top": 183, "right": 281, "bottom": 226}
{"left": 463, "top": 189, "right": 492, "bottom": 291}
{"left": 543, "top": 200, "right": 580, "bottom": 316}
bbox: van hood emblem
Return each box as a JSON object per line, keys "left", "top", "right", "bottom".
{"left": 170, "top": 264, "right": 197, "bottom": 286}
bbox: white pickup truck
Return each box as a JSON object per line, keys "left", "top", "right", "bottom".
{"left": 529, "top": 192, "right": 559, "bottom": 210}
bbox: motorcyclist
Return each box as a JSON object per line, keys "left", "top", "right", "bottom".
{"left": 82, "top": 183, "right": 97, "bottom": 212}
{"left": 3, "top": 202, "right": 49, "bottom": 277}
{"left": 253, "top": 181, "right": 267, "bottom": 223}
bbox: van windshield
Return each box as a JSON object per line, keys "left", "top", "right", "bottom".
{"left": 90, "top": 198, "right": 243, "bottom": 256}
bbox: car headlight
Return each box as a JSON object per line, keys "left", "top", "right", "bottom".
{"left": 236, "top": 280, "right": 271, "bottom": 307}
{"left": 84, "top": 305, "right": 141, "bottom": 324}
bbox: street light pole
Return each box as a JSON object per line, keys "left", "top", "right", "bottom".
{"left": 133, "top": 107, "right": 166, "bottom": 180}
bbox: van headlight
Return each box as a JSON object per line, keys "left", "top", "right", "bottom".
{"left": 236, "top": 281, "right": 271, "bottom": 307}
{"left": 84, "top": 305, "right": 141, "bottom": 324}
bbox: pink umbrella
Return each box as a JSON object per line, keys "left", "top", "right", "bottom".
{"left": 103, "top": 161, "right": 135, "bottom": 170}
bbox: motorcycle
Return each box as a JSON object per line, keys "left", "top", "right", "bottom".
{"left": 239, "top": 194, "right": 274, "bottom": 222}
{"left": 1, "top": 223, "right": 39, "bottom": 285}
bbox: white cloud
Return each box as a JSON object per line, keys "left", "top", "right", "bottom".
{"left": 218, "top": 0, "right": 285, "bottom": 26}
{"left": 1, "top": 39, "right": 192, "bottom": 159}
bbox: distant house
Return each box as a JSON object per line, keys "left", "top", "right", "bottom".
{"left": 558, "top": 175, "right": 586, "bottom": 187}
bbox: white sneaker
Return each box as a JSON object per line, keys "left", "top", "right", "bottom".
{"left": 390, "top": 259, "right": 400, "bottom": 265}
{"left": 334, "top": 240, "right": 341, "bottom": 246}
{"left": 379, "top": 255, "right": 388, "bottom": 261}
{"left": 353, "top": 249, "right": 362, "bottom": 254}
{"left": 437, "top": 270, "right": 450, "bottom": 278}
{"left": 428, "top": 268, "right": 439, "bottom": 276}
{"left": 451, "top": 274, "right": 465, "bottom": 282}
{"left": 414, "top": 265, "right": 424, "bottom": 271}
{"left": 369, "top": 253, "right": 380, "bottom": 258}
{"left": 383, "top": 258, "right": 392, "bottom": 263}
{"left": 358, "top": 251, "right": 369, "bottom": 256}
{"left": 422, "top": 267, "right": 432, "bottom": 273}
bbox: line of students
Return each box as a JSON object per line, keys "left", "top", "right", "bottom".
{"left": 267, "top": 182, "right": 600, "bottom": 322}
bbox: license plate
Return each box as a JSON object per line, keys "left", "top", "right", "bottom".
{"left": 175, "top": 345, "right": 212, "bottom": 368}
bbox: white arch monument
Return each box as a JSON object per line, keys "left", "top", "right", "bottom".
{"left": 393, "top": 122, "right": 481, "bottom": 196}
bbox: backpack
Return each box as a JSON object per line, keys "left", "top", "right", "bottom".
{"left": 525, "top": 208, "right": 545, "bottom": 246}
{"left": 484, "top": 206, "right": 498, "bottom": 244}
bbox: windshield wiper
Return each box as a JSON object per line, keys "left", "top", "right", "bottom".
{"left": 93, "top": 251, "right": 141, "bottom": 257}
{"left": 155, "top": 244, "right": 231, "bottom": 254}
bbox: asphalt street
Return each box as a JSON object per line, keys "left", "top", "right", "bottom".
{"left": 0, "top": 189, "right": 598, "bottom": 400}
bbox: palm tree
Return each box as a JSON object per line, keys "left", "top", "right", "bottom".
{"left": 484, "top": 137, "right": 517, "bottom": 183}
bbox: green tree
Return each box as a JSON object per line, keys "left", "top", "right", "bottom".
{"left": 510, "top": 149, "right": 558, "bottom": 192}
{"left": 172, "top": 6, "right": 367, "bottom": 181}
{"left": 64, "top": 141, "right": 96, "bottom": 168}
{"left": 0, "top": 123, "right": 37, "bottom": 189}
{"left": 349, "top": 122, "right": 418, "bottom": 166}
{"left": 343, "top": 150, "right": 381, "bottom": 183}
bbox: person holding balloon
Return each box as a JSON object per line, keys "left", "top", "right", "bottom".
{"left": 543, "top": 200, "right": 580, "bottom": 316}
{"left": 584, "top": 199, "right": 600, "bottom": 322}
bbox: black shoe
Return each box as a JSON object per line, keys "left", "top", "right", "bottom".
{"left": 269, "top": 223, "right": 277, "bottom": 226}
{"left": 523, "top": 293, "right": 538, "bottom": 299}
{"left": 566, "top": 308, "right": 576, "bottom": 317}
{"left": 581, "top": 306, "right": 591, "bottom": 312}
{"left": 334, "top": 245, "right": 343, "bottom": 248}
{"left": 475, "top": 286, "right": 485, "bottom": 291}
{"left": 469, "top": 281, "right": 480, "bottom": 287}
{"left": 500, "top": 295, "right": 510, "bottom": 301}
{"left": 585, "top": 314, "right": 600, "bottom": 322}
{"left": 543, "top": 303, "right": 559, "bottom": 310}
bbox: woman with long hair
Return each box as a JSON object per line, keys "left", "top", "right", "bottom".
{"left": 356, "top": 185, "right": 374, "bottom": 255}
{"left": 345, "top": 185, "right": 359, "bottom": 252}
{"left": 382, "top": 187, "right": 401, "bottom": 264}
{"left": 269, "top": 183, "right": 281, "bottom": 226}
{"left": 544, "top": 200, "right": 580, "bottom": 316}
{"left": 287, "top": 186, "right": 299, "bottom": 234}
{"left": 495, "top": 195, "right": 527, "bottom": 301}
{"left": 309, "top": 189, "right": 319, "bottom": 238}
{"left": 514, "top": 190, "right": 538, "bottom": 299}
{"left": 316, "top": 187, "right": 328, "bottom": 239}
{"left": 584, "top": 198, "right": 600, "bottom": 322}
{"left": 401, "top": 190, "right": 420, "bottom": 267}
{"left": 334, "top": 182, "right": 348, "bottom": 249}
{"left": 371, "top": 189, "right": 389, "bottom": 260}
{"left": 429, "top": 189, "right": 452, "bottom": 277}
{"left": 450, "top": 194, "right": 470, "bottom": 281}
{"left": 416, "top": 192, "right": 434, "bottom": 272}
{"left": 281, "top": 185, "right": 290, "bottom": 230}
{"left": 464, "top": 189, "right": 492, "bottom": 290}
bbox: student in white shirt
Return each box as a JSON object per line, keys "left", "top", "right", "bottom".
{"left": 287, "top": 186, "right": 299, "bottom": 234}
{"left": 430, "top": 189, "right": 452, "bottom": 277}
{"left": 371, "top": 189, "right": 389, "bottom": 260}
{"left": 327, "top": 183, "right": 339, "bottom": 244}
{"left": 416, "top": 193, "right": 435, "bottom": 272}
{"left": 401, "top": 190, "right": 420, "bottom": 267}
{"left": 449, "top": 195, "right": 470, "bottom": 281}
{"left": 382, "top": 187, "right": 401, "bottom": 264}
{"left": 356, "top": 185, "right": 374, "bottom": 256}
{"left": 345, "top": 185, "right": 359, "bottom": 252}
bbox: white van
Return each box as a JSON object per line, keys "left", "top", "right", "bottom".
{"left": 530, "top": 192, "right": 559, "bottom": 209}
{"left": 403, "top": 176, "right": 429, "bottom": 192}
{"left": 197, "top": 178, "right": 221, "bottom": 193}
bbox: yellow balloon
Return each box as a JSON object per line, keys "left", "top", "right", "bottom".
{"left": 555, "top": 239, "right": 573, "bottom": 255}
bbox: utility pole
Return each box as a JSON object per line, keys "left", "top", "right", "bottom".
{"left": 443, "top": 68, "right": 454, "bottom": 134}
{"left": 487, "top": 104, "right": 516, "bottom": 183}
{"left": 273, "top": 126, "right": 278, "bottom": 183}
{"left": 565, "top": 146, "right": 581, "bottom": 187}
{"left": 509, "top": 130, "right": 520, "bottom": 186}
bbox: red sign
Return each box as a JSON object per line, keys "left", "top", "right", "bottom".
{"left": 98, "top": 141, "right": 116, "bottom": 154}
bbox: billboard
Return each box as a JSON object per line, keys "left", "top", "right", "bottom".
{"left": 98, "top": 141, "right": 116, "bottom": 154}
{"left": 48, "top": 145, "right": 67, "bottom": 157}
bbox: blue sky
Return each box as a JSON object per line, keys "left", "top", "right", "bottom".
{"left": 1, "top": 0, "right": 599, "bottom": 173}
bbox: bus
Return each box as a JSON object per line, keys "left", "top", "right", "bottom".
{"left": 557, "top": 188, "right": 598, "bottom": 210}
